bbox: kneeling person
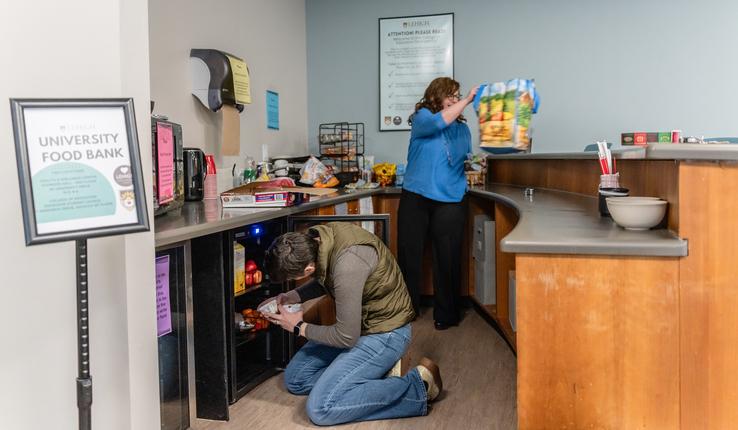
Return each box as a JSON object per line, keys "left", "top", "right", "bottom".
{"left": 261, "top": 222, "right": 442, "bottom": 426}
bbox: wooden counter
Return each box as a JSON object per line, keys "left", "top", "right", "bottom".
{"left": 483, "top": 154, "right": 738, "bottom": 430}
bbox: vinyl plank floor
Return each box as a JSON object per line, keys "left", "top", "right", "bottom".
{"left": 194, "top": 307, "right": 517, "bottom": 430}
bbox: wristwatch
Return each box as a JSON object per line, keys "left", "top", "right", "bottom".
{"left": 294, "top": 321, "right": 304, "bottom": 338}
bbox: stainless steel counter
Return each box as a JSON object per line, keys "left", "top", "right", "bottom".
{"left": 486, "top": 143, "right": 738, "bottom": 161}
{"left": 154, "top": 188, "right": 400, "bottom": 247}
{"left": 469, "top": 184, "right": 687, "bottom": 257}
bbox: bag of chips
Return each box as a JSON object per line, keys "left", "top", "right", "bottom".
{"left": 473, "top": 79, "right": 539, "bottom": 153}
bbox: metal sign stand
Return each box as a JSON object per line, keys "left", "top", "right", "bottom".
{"left": 10, "top": 98, "right": 151, "bottom": 430}
{"left": 76, "top": 239, "right": 92, "bottom": 430}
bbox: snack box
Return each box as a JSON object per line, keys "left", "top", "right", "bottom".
{"left": 658, "top": 132, "right": 672, "bottom": 143}
{"left": 257, "top": 300, "right": 302, "bottom": 314}
{"left": 233, "top": 243, "right": 246, "bottom": 295}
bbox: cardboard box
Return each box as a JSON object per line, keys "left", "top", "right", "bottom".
{"left": 658, "top": 132, "right": 672, "bottom": 143}
{"left": 234, "top": 242, "right": 245, "bottom": 295}
{"left": 634, "top": 132, "right": 648, "bottom": 145}
{"left": 621, "top": 133, "right": 634, "bottom": 145}
{"left": 220, "top": 182, "right": 338, "bottom": 208}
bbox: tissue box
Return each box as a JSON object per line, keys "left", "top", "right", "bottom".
{"left": 221, "top": 184, "right": 309, "bottom": 208}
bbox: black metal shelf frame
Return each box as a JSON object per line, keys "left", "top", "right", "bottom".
{"left": 318, "top": 122, "right": 365, "bottom": 182}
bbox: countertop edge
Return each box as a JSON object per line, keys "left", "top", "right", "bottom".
{"left": 499, "top": 239, "right": 688, "bottom": 257}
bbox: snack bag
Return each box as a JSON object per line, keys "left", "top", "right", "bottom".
{"left": 299, "top": 156, "right": 328, "bottom": 185}
{"left": 474, "top": 79, "right": 539, "bottom": 153}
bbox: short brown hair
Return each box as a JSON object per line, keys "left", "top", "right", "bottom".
{"left": 265, "top": 231, "right": 319, "bottom": 283}
{"left": 413, "top": 77, "right": 466, "bottom": 123}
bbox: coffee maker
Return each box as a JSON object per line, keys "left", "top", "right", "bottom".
{"left": 183, "top": 148, "right": 206, "bottom": 201}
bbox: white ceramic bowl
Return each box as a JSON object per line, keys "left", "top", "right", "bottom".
{"left": 606, "top": 196, "right": 662, "bottom": 204}
{"left": 606, "top": 198, "right": 667, "bottom": 230}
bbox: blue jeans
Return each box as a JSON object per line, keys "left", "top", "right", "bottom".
{"left": 284, "top": 324, "right": 427, "bottom": 426}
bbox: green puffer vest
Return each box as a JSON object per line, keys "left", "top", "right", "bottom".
{"left": 311, "top": 222, "right": 415, "bottom": 335}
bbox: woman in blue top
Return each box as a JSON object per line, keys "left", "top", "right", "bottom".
{"left": 398, "top": 77, "right": 479, "bottom": 330}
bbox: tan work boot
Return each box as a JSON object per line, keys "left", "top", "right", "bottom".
{"left": 416, "top": 357, "right": 443, "bottom": 401}
{"left": 385, "top": 359, "right": 402, "bottom": 377}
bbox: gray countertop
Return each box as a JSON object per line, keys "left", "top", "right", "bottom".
{"left": 486, "top": 143, "right": 738, "bottom": 161}
{"left": 156, "top": 184, "right": 687, "bottom": 257}
{"left": 469, "top": 184, "right": 687, "bottom": 257}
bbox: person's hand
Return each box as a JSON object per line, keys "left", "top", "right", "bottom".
{"left": 465, "top": 85, "right": 480, "bottom": 104}
{"left": 257, "top": 293, "right": 290, "bottom": 311}
{"left": 263, "top": 304, "right": 304, "bottom": 333}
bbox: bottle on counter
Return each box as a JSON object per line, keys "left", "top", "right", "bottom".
{"left": 395, "top": 164, "right": 406, "bottom": 186}
{"left": 204, "top": 154, "right": 218, "bottom": 199}
{"left": 242, "top": 156, "right": 257, "bottom": 184}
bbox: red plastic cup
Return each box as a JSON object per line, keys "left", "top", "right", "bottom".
{"left": 205, "top": 154, "right": 217, "bottom": 174}
{"left": 671, "top": 130, "right": 681, "bottom": 143}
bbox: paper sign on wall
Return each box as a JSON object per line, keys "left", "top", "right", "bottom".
{"left": 226, "top": 54, "right": 251, "bottom": 105}
{"left": 379, "top": 14, "right": 454, "bottom": 131}
{"left": 156, "top": 255, "right": 172, "bottom": 337}
{"left": 267, "top": 90, "right": 279, "bottom": 130}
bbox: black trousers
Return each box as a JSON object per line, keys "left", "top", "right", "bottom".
{"left": 397, "top": 189, "right": 466, "bottom": 325}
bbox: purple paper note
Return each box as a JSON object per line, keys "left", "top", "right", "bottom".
{"left": 156, "top": 255, "right": 172, "bottom": 337}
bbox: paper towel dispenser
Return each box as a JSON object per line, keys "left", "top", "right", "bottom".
{"left": 190, "top": 48, "right": 251, "bottom": 113}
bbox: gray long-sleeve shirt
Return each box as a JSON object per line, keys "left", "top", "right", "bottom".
{"left": 285, "top": 245, "right": 377, "bottom": 348}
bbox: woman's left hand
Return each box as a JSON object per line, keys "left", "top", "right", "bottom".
{"left": 465, "top": 85, "right": 480, "bottom": 104}
{"left": 262, "top": 304, "right": 304, "bottom": 333}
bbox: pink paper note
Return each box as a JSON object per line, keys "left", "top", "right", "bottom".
{"left": 157, "top": 123, "right": 174, "bottom": 204}
{"left": 156, "top": 255, "right": 172, "bottom": 337}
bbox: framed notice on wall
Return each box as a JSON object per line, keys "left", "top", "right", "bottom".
{"left": 10, "top": 98, "right": 149, "bottom": 245}
{"left": 379, "top": 13, "right": 454, "bottom": 131}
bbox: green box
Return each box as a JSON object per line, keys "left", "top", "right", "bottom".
{"left": 658, "top": 132, "right": 672, "bottom": 143}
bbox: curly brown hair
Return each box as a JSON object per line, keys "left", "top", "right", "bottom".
{"left": 412, "top": 77, "right": 466, "bottom": 123}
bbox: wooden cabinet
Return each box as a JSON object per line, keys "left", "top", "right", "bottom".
{"left": 516, "top": 254, "right": 680, "bottom": 429}
{"left": 466, "top": 196, "right": 518, "bottom": 350}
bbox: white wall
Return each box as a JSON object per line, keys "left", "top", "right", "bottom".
{"left": 0, "top": 1, "right": 159, "bottom": 429}
{"left": 306, "top": 0, "right": 738, "bottom": 162}
{"left": 149, "top": 0, "right": 308, "bottom": 191}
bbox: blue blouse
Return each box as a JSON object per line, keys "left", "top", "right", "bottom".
{"left": 402, "top": 108, "right": 471, "bottom": 203}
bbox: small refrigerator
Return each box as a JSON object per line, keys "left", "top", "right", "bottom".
{"left": 224, "top": 220, "right": 290, "bottom": 404}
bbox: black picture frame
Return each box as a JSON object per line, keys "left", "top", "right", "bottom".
{"left": 11, "top": 98, "right": 150, "bottom": 245}
{"left": 378, "top": 12, "right": 454, "bottom": 132}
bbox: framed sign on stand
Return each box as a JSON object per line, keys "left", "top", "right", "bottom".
{"left": 10, "top": 98, "right": 149, "bottom": 430}
{"left": 379, "top": 13, "right": 454, "bottom": 131}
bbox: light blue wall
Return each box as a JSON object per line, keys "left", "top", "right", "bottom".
{"left": 306, "top": 0, "right": 738, "bottom": 163}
